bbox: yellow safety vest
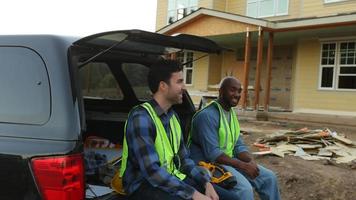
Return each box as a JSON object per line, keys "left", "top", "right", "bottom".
{"left": 190, "top": 100, "right": 240, "bottom": 158}
{"left": 120, "top": 102, "right": 186, "bottom": 180}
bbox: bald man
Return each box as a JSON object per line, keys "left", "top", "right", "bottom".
{"left": 189, "top": 77, "right": 281, "bottom": 200}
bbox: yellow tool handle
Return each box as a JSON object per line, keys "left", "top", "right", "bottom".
{"left": 198, "top": 161, "right": 233, "bottom": 184}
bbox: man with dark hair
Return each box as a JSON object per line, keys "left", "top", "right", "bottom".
{"left": 147, "top": 59, "right": 181, "bottom": 94}
{"left": 189, "top": 76, "right": 281, "bottom": 200}
{"left": 120, "top": 60, "right": 233, "bottom": 200}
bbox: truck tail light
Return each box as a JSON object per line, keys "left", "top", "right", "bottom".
{"left": 31, "top": 154, "right": 84, "bottom": 200}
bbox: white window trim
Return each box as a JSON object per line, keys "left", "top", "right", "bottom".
{"left": 167, "top": 0, "right": 198, "bottom": 24}
{"left": 183, "top": 52, "right": 194, "bottom": 86}
{"left": 324, "top": 0, "right": 348, "bottom": 4}
{"left": 318, "top": 42, "right": 336, "bottom": 90}
{"left": 247, "top": 0, "right": 289, "bottom": 18}
{"left": 318, "top": 67, "right": 336, "bottom": 90}
{"left": 318, "top": 41, "right": 356, "bottom": 91}
{"left": 183, "top": 67, "right": 194, "bottom": 86}
{"left": 177, "top": 51, "right": 194, "bottom": 86}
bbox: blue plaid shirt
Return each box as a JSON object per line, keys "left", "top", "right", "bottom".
{"left": 123, "top": 100, "right": 210, "bottom": 199}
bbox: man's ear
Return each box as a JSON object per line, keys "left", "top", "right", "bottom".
{"left": 218, "top": 88, "right": 224, "bottom": 98}
{"left": 159, "top": 81, "right": 168, "bottom": 92}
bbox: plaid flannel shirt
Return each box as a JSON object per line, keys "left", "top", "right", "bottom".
{"left": 123, "top": 100, "right": 210, "bottom": 199}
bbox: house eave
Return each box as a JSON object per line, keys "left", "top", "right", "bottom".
{"left": 157, "top": 8, "right": 269, "bottom": 34}
{"left": 157, "top": 8, "right": 356, "bottom": 34}
{"left": 275, "top": 13, "right": 356, "bottom": 31}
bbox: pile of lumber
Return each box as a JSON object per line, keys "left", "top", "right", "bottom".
{"left": 253, "top": 128, "right": 356, "bottom": 164}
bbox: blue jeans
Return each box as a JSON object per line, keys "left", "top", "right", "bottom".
{"left": 184, "top": 176, "right": 238, "bottom": 200}
{"left": 128, "top": 177, "right": 238, "bottom": 200}
{"left": 218, "top": 164, "right": 281, "bottom": 200}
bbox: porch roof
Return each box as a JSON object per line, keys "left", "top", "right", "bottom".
{"left": 157, "top": 8, "right": 356, "bottom": 34}
{"left": 157, "top": 8, "right": 356, "bottom": 49}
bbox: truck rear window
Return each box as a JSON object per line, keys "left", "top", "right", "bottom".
{"left": 122, "top": 63, "right": 151, "bottom": 101}
{"left": 80, "top": 62, "right": 123, "bottom": 100}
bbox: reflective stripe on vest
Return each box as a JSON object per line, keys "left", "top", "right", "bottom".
{"left": 120, "top": 102, "right": 186, "bottom": 180}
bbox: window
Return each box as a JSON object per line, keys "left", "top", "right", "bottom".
{"left": 319, "top": 41, "right": 356, "bottom": 90}
{"left": 247, "top": 0, "right": 289, "bottom": 18}
{"left": 324, "top": 0, "right": 347, "bottom": 3}
{"left": 0, "top": 47, "right": 50, "bottom": 125}
{"left": 80, "top": 62, "right": 123, "bottom": 99}
{"left": 177, "top": 52, "right": 194, "bottom": 85}
{"left": 122, "top": 63, "right": 152, "bottom": 101}
{"left": 167, "top": 0, "right": 198, "bottom": 24}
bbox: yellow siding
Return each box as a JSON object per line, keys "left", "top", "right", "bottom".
{"left": 190, "top": 95, "right": 203, "bottom": 105}
{"left": 192, "top": 52, "right": 209, "bottom": 91}
{"left": 290, "top": 44, "right": 298, "bottom": 109}
{"left": 294, "top": 39, "right": 356, "bottom": 112}
{"left": 156, "top": 0, "right": 168, "bottom": 31}
{"left": 220, "top": 51, "right": 245, "bottom": 106}
{"left": 302, "top": 0, "right": 356, "bottom": 18}
{"left": 199, "top": 0, "right": 213, "bottom": 8}
{"left": 221, "top": 51, "right": 244, "bottom": 80}
{"left": 208, "top": 54, "right": 223, "bottom": 86}
{"left": 226, "top": 0, "right": 243, "bottom": 14}
{"left": 220, "top": 51, "right": 242, "bottom": 81}
{"left": 213, "top": 0, "right": 227, "bottom": 12}
{"left": 166, "top": 15, "right": 258, "bottom": 36}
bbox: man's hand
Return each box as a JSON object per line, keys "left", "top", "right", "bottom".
{"left": 205, "top": 182, "right": 219, "bottom": 200}
{"left": 241, "top": 161, "right": 259, "bottom": 179}
{"left": 216, "top": 152, "right": 259, "bottom": 179}
{"left": 192, "top": 190, "right": 212, "bottom": 200}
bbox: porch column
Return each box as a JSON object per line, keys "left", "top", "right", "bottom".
{"left": 254, "top": 27, "right": 264, "bottom": 110}
{"left": 264, "top": 32, "right": 274, "bottom": 111}
{"left": 242, "top": 28, "right": 251, "bottom": 109}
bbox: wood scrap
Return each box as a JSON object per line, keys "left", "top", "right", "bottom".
{"left": 252, "top": 151, "right": 272, "bottom": 156}
{"left": 253, "top": 143, "right": 268, "bottom": 148}
{"left": 317, "top": 148, "right": 333, "bottom": 157}
{"left": 254, "top": 127, "right": 356, "bottom": 165}
{"left": 296, "top": 144, "right": 323, "bottom": 149}
{"left": 276, "top": 144, "right": 299, "bottom": 152}
{"left": 335, "top": 156, "right": 356, "bottom": 164}
{"left": 270, "top": 147, "right": 285, "bottom": 158}
{"left": 321, "top": 138, "right": 332, "bottom": 146}
{"left": 252, "top": 147, "right": 285, "bottom": 158}
{"left": 327, "top": 129, "right": 353, "bottom": 145}
{"left": 332, "top": 134, "right": 353, "bottom": 145}
{"left": 324, "top": 145, "right": 341, "bottom": 151}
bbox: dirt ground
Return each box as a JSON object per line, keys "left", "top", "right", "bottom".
{"left": 239, "top": 119, "right": 356, "bottom": 200}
